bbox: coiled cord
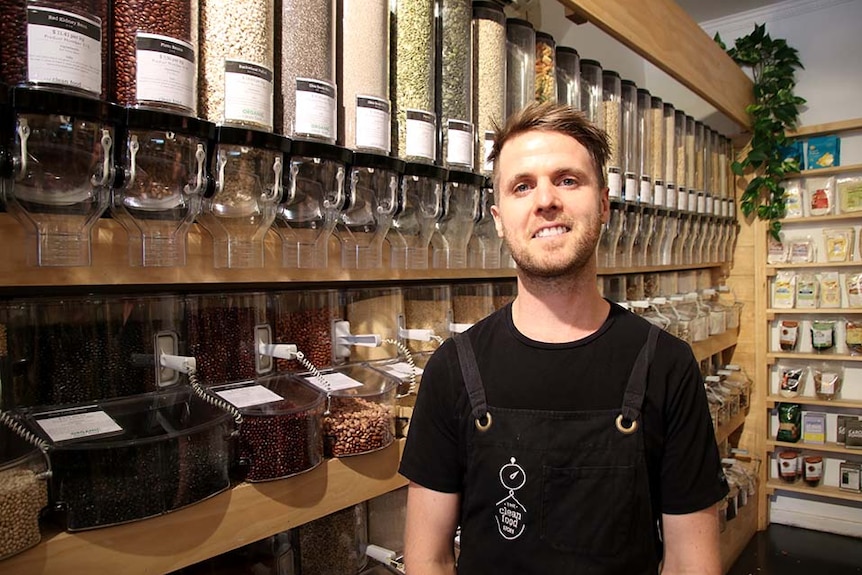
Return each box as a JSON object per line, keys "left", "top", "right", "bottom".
{"left": 0, "top": 410, "right": 49, "bottom": 452}
{"left": 188, "top": 370, "right": 243, "bottom": 427}
{"left": 384, "top": 338, "right": 418, "bottom": 396}
{"left": 295, "top": 350, "right": 333, "bottom": 414}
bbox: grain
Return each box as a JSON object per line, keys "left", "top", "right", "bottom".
{"left": 650, "top": 104, "right": 664, "bottom": 183}
{"left": 603, "top": 100, "right": 621, "bottom": 169}
{"left": 440, "top": 0, "right": 473, "bottom": 168}
{"left": 664, "top": 105, "right": 676, "bottom": 186}
{"left": 534, "top": 34, "right": 556, "bottom": 104}
{"left": 280, "top": 0, "right": 335, "bottom": 141}
{"left": 472, "top": 5, "right": 505, "bottom": 173}
{"left": 345, "top": 291, "right": 402, "bottom": 362}
{"left": 298, "top": 505, "right": 366, "bottom": 574}
{"left": 200, "top": 0, "right": 273, "bottom": 130}
{"left": 452, "top": 293, "right": 492, "bottom": 324}
{"left": 0, "top": 466, "right": 47, "bottom": 559}
{"left": 404, "top": 297, "right": 446, "bottom": 353}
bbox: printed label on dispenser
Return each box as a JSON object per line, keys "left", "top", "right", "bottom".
{"left": 355, "top": 96, "right": 391, "bottom": 152}
{"left": 654, "top": 183, "right": 665, "bottom": 207}
{"left": 295, "top": 78, "right": 336, "bottom": 141}
{"left": 35, "top": 409, "right": 123, "bottom": 443}
{"left": 697, "top": 193, "right": 706, "bottom": 214}
{"left": 135, "top": 33, "right": 195, "bottom": 110}
{"left": 26, "top": 7, "right": 102, "bottom": 95}
{"left": 216, "top": 385, "right": 284, "bottom": 409}
{"left": 677, "top": 188, "right": 687, "bottom": 210}
{"left": 624, "top": 173, "right": 638, "bottom": 202}
{"left": 705, "top": 194, "right": 714, "bottom": 216}
{"left": 307, "top": 372, "right": 363, "bottom": 392}
{"left": 224, "top": 60, "right": 273, "bottom": 129}
{"left": 688, "top": 191, "right": 698, "bottom": 212}
{"left": 378, "top": 361, "right": 425, "bottom": 379}
{"left": 447, "top": 120, "right": 474, "bottom": 168}
{"left": 406, "top": 109, "right": 436, "bottom": 161}
{"left": 608, "top": 168, "right": 622, "bottom": 199}
{"left": 483, "top": 131, "right": 495, "bottom": 173}
{"left": 640, "top": 176, "right": 653, "bottom": 205}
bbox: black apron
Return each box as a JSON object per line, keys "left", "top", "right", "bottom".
{"left": 453, "top": 325, "right": 661, "bottom": 574}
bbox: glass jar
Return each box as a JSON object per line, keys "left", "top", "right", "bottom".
{"left": 626, "top": 274, "right": 645, "bottom": 301}
{"left": 694, "top": 120, "right": 705, "bottom": 193}
{"left": 701, "top": 288, "right": 727, "bottom": 336}
{"left": 650, "top": 95, "right": 665, "bottom": 206}
{"left": 603, "top": 71, "right": 623, "bottom": 200}
{"left": 778, "top": 450, "right": 799, "bottom": 483}
{"left": 439, "top": 0, "right": 474, "bottom": 170}
{"left": 402, "top": 284, "right": 451, "bottom": 354}
{"left": 198, "top": 126, "right": 284, "bottom": 269}
{"left": 280, "top": 0, "right": 336, "bottom": 143}
{"left": 112, "top": 0, "right": 198, "bottom": 114}
{"left": 674, "top": 109, "right": 687, "bottom": 206}
{"left": 274, "top": 140, "right": 352, "bottom": 269}
{"left": 637, "top": 88, "right": 653, "bottom": 205}
{"left": 663, "top": 102, "right": 676, "bottom": 207}
{"left": 579, "top": 59, "right": 602, "bottom": 126}
{"left": 200, "top": 0, "right": 274, "bottom": 130}
{"left": 340, "top": 0, "right": 389, "bottom": 153}
{"left": 367, "top": 487, "right": 408, "bottom": 557}
{"left": 186, "top": 291, "right": 272, "bottom": 386}
{"left": 391, "top": 0, "right": 436, "bottom": 163}
{"left": 534, "top": 31, "right": 556, "bottom": 105}
{"left": 6, "top": 89, "right": 117, "bottom": 267}
{"left": 433, "top": 169, "right": 483, "bottom": 269}
{"left": 472, "top": 2, "right": 505, "bottom": 175}
{"left": 112, "top": 109, "right": 212, "bottom": 267}
{"left": 599, "top": 198, "right": 625, "bottom": 267}
{"left": 469, "top": 178, "right": 503, "bottom": 269}
{"left": 272, "top": 289, "right": 341, "bottom": 372}
{"left": 720, "top": 136, "right": 730, "bottom": 200}
{"left": 618, "top": 202, "right": 640, "bottom": 267}
{"left": 0, "top": 429, "right": 48, "bottom": 560}
{"left": 803, "top": 456, "right": 823, "bottom": 487}
{"left": 451, "top": 283, "right": 494, "bottom": 331}
{"left": 619, "top": 79, "right": 637, "bottom": 203}
{"left": 298, "top": 504, "right": 369, "bottom": 574}
{"left": 555, "top": 46, "right": 579, "bottom": 109}
{"left": 337, "top": 153, "right": 403, "bottom": 270}
{"left": 505, "top": 18, "right": 535, "bottom": 119}
{"left": 389, "top": 162, "right": 447, "bottom": 270}
{"left": 710, "top": 129, "right": 720, "bottom": 198}
{"left": 0, "top": 0, "right": 108, "bottom": 99}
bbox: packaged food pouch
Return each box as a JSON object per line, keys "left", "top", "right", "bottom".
{"left": 795, "top": 273, "right": 818, "bottom": 308}
{"left": 767, "top": 235, "right": 788, "bottom": 265}
{"left": 838, "top": 175, "right": 862, "bottom": 213}
{"left": 808, "top": 177, "right": 835, "bottom": 216}
{"left": 779, "top": 320, "right": 799, "bottom": 351}
{"left": 810, "top": 363, "right": 842, "bottom": 400}
{"left": 776, "top": 403, "right": 801, "bottom": 443}
{"left": 820, "top": 272, "right": 841, "bottom": 308}
{"left": 783, "top": 181, "right": 804, "bottom": 218}
{"left": 788, "top": 237, "right": 815, "bottom": 263}
{"left": 772, "top": 271, "right": 796, "bottom": 309}
{"left": 779, "top": 366, "right": 805, "bottom": 398}
{"left": 824, "top": 227, "right": 854, "bottom": 262}
{"left": 847, "top": 273, "right": 862, "bottom": 308}
{"left": 811, "top": 320, "right": 836, "bottom": 352}
{"left": 847, "top": 319, "right": 862, "bottom": 354}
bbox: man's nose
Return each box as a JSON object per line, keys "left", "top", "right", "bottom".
{"left": 534, "top": 179, "right": 561, "bottom": 211}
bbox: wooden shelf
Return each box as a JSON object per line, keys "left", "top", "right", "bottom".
{"left": 720, "top": 494, "right": 759, "bottom": 574}
{"left": 788, "top": 118, "right": 862, "bottom": 138}
{"left": 767, "top": 395, "right": 862, "bottom": 409}
{"left": 766, "top": 261, "right": 861, "bottom": 275}
{"left": 767, "top": 352, "right": 862, "bottom": 364}
{"left": 783, "top": 212, "right": 862, "bottom": 224}
{"left": 783, "top": 162, "right": 862, "bottom": 179}
{"left": 597, "top": 262, "right": 726, "bottom": 276}
{"left": 2, "top": 440, "right": 408, "bottom": 575}
{"left": 767, "top": 308, "right": 862, "bottom": 319}
{"left": 691, "top": 330, "right": 738, "bottom": 363}
{"left": 768, "top": 439, "right": 862, "bottom": 456}
{"left": 716, "top": 409, "right": 748, "bottom": 445}
{"left": 766, "top": 479, "right": 862, "bottom": 504}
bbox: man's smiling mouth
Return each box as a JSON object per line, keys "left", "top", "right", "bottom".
{"left": 534, "top": 225, "right": 570, "bottom": 239}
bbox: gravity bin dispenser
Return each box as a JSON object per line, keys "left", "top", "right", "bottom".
{"left": 111, "top": 108, "right": 214, "bottom": 267}
{"left": 5, "top": 88, "right": 117, "bottom": 266}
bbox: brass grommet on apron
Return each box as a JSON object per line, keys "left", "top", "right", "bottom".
{"left": 615, "top": 414, "right": 638, "bottom": 434}
{"left": 475, "top": 412, "right": 493, "bottom": 431}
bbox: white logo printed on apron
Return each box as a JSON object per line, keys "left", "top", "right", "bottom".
{"left": 495, "top": 457, "right": 527, "bottom": 540}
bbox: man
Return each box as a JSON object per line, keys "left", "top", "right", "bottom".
{"left": 399, "top": 102, "right": 728, "bottom": 574}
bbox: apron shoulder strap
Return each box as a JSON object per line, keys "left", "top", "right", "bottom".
{"left": 619, "top": 324, "right": 661, "bottom": 431}
{"left": 453, "top": 332, "right": 491, "bottom": 429}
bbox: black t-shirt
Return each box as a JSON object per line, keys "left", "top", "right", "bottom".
{"left": 400, "top": 301, "right": 729, "bottom": 516}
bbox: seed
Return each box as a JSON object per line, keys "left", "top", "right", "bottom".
{"left": 440, "top": 0, "right": 473, "bottom": 168}
{"left": 472, "top": 5, "right": 505, "bottom": 173}
{"left": 0, "top": 465, "right": 47, "bottom": 559}
{"left": 298, "top": 504, "right": 366, "bottom": 574}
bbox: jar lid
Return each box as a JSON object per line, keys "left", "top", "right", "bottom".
{"left": 621, "top": 79, "right": 636, "bottom": 87}
{"left": 535, "top": 31, "right": 555, "bottom": 44}
{"left": 663, "top": 102, "right": 675, "bottom": 112}
{"left": 556, "top": 46, "right": 579, "bottom": 56}
{"left": 351, "top": 152, "right": 405, "bottom": 173}
{"left": 603, "top": 70, "right": 621, "bottom": 79}
{"left": 778, "top": 451, "right": 799, "bottom": 459}
{"left": 686, "top": 114, "right": 695, "bottom": 121}
{"left": 637, "top": 88, "right": 651, "bottom": 97}
{"left": 804, "top": 456, "right": 823, "bottom": 463}
{"left": 11, "top": 86, "right": 115, "bottom": 122}
{"left": 125, "top": 107, "right": 215, "bottom": 140}
{"left": 473, "top": 1, "right": 505, "bottom": 18}
{"left": 404, "top": 161, "right": 447, "bottom": 181}
{"left": 291, "top": 139, "right": 353, "bottom": 165}
{"left": 216, "top": 125, "right": 289, "bottom": 152}
{"left": 651, "top": 95, "right": 663, "bottom": 105}
{"left": 448, "top": 169, "right": 484, "bottom": 187}
{"left": 506, "top": 18, "right": 534, "bottom": 30}
{"left": 580, "top": 59, "right": 602, "bottom": 67}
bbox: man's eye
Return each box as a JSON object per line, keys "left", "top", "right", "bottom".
{"left": 560, "top": 177, "right": 578, "bottom": 187}
{"left": 514, "top": 182, "right": 530, "bottom": 193}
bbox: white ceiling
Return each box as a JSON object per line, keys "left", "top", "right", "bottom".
{"left": 674, "top": 0, "right": 785, "bottom": 22}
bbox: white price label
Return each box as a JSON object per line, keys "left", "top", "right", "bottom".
{"left": 308, "top": 372, "right": 364, "bottom": 391}
{"left": 216, "top": 385, "right": 284, "bottom": 408}
{"left": 36, "top": 410, "right": 122, "bottom": 443}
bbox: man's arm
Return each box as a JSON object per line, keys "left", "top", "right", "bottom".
{"left": 403, "top": 482, "right": 461, "bottom": 575}
{"left": 660, "top": 504, "right": 722, "bottom": 575}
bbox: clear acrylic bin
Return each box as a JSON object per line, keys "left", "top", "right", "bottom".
{"left": 0, "top": 427, "right": 49, "bottom": 560}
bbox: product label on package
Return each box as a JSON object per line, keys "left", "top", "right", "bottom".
{"left": 405, "top": 109, "right": 436, "bottom": 161}
{"left": 447, "top": 120, "right": 474, "bottom": 168}
{"left": 355, "top": 96, "right": 390, "bottom": 152}
{"left": 136, "top": 33, "right": 195, "bottom": 110}
{"left": 216, "top": 385, "right": 284, "bottom": 409}
{"left": 295, "top": 78, "right": 336, "bottom": 141}
{"left": 27, "top": 7, "right": 102, "bottom": 95}
{"left": 224, "top": 60, "right": 273, "bottom": 130}
{"left": 378, "top": 361, "right": 424, "bottom": 380}
{"left": 35, "top": 409, "right": 122, "bottom": 443}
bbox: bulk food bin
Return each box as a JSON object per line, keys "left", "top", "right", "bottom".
{"left": 210, "top": 375, "right": 324, "bottom": 482}
{"left": 0, "top": 423, "right": 49, "bottom": 560}
{"left": 18, "top": 387, "right": 234, "bottom": 530}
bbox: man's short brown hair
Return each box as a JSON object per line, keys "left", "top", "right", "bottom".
{"left": 488, "top": 102, "right": 611, "bottom": 190}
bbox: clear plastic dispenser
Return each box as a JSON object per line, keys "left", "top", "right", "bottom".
{"left": 280, "top": 0, "right": 336, "bottom": 143}
{"left": 556, "top": 46, "right": 580, "bottom": 109}
{"left": 297, "top": 504, "right": 369, "bottom": 573}
{"left": 451, "top": 283, "right": 494, "bottom": 333}
{"left": 112, "top": 108, "right": 213, "bottom": 267}
{"left": 186, "top": 292, "right": 273, "bottom": 387}
{"left": 0, "top": 425, "right": 49, "bottom": 560}
{"left": 579, "top": 59, "right": 602, "bottom": 126}
{"left": 340, "top": 0, "right": 390, "bottom": 153}
{"left": 433, "top": 169, "right": 483, "bottom": 269}
{"left": 469, "top": 177, "right": 503, "bottom": 269}
{"left": 534, "top": 31, "right": 556, "bottom": 104}
{"left": 6, "top": 88, "right": 116, "bottom": 267}
{"left": 18, "top": 387, "right": 234, "bottom": 531}
{"left": 389, "top": 162, "right": 447, "bottom": 270}
{"left": 337, "top": 153, "right": 404, "bottom": 270}
{"left": 111, "top": 0, "right": 199, "bottom": 115}
{"left": 275, "top": 140, "right": 351, "bottom": 269}
{"left": 402, "top": 285, "right": 451, "bottom": 354}
{"left": 493, "top": 280, "right": 517, "bottom": 310}
{"left": 438, "top": 0, "right": 474, "bottom": 170}
{"left": 505, "top": 19, "right": 535, "bottom": 119}
{"left": 603, "top": 71, "right": 622, "bottom": 201}
{"left": 210, "top": 374, "right": 325, "bottom": 482}
{"left": 0, "top": 294, "right": 184, "bottom": 409}
{"left": 0, "top": 0, "right": 108, "bottom": 99}
{"left": 391, "top": 0, "right": 436, "bottom": 164}
{"left": 338, "top": 287, "right": 405, "bottom": 364}
{"left": 472, "top": 1, "right": 505, "bottom": 175}
{"left": 198, "top": 126, "right": 285, "bottom": 269}
{"left": 0, "top": 85, "right": 11, "bottom": 212}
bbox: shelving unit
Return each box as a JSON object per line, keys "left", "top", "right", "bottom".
{"left": 785, "top": 163, "right": 862, "bottom": 178}
{"left": 766, "top": 395, "right": 862, "bottom": 410}
{"left": 768, "top": 439, "right": 862, "bottom": 457}
{"left": 765, "top": 481, "right": 862, "bottom": 505}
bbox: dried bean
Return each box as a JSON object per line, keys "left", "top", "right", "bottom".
{"left": 323, "top": 396, "right": 393, "bottom": 457}
{"left": 239, "top": 410, "right": 322, "bottom": 481}
{"left": 274, "top": 305, "right": 337, "bottom": 372}
{"left": 187, "top": 303, "right": 260, "bottom": 385}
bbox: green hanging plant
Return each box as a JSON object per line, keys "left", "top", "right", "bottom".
{"left": 715, "top": 24, "right": 806, "bottom": 239}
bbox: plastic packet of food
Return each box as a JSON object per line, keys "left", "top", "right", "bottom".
{"left": 823, "top": 227, "right": 854, "bottom": 262}
{"left": 777, "top": 403, "right": 801, "bottom": 443}
{"left": 838, "top": 175, "right": 862, "bottom": 213}
{"left": 772, "top": 271, "right": 796, "bottom": 309}
{"left": 783, "top": 181, "right": 804, "bottom": 218}
{"left": 847, "top": 273, "right": 862, "bottom": 308}
{"left": 779, "top": 366, "right": 805, "bottom": 397}
{"left": 767, "top": 235, "right": 788, "bottom": 265}
{"left": 810, "top": 363, "right": 842, "bottom": 400}
{"left": 808, "top": 177, "right": 835, "bottom": 216}
{"left": 789, "top": 237, "right": 815, "bottom": 263}
{"left": 811, "top": 320, "right": 836, "bottom": 352}
{"left": 820, "top": 272, "right": 842, "bottom": 308}
{"left": 795, "top": 273, "right": 818, "bottom": 308}
{"left": 847, "top": 319, "right": 862, "bottom": 355}
{"left": 779, "top": 320, "right": 799, "bottom": 351}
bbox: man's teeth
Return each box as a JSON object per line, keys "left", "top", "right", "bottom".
{"left": 535, "top": 226, "right": 568, "bottom": 238}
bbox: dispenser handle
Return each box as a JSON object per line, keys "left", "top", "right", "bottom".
{"left": 14, "top": 119, "right": 30, "bottom": 181}
{"left": 398, "top": 327, "right": 433, "bottom": 342}
{"left": 258, "top": 342, "right": 298, "bottom": 361}
{"left": 263, "top": 155, "right": 282, "bottom": 202}
{"left": 183, "top": 143, "right": 207, "bottom": 195}
{"left": 125, "top": 135, "right": 140, "bottom": 189}
{"left": 90, "top": 129, "right": 114, "bottom": 187}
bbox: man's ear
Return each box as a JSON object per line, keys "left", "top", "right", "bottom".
{"left": 491, "top": 204, "right": 504, "bottom": 238}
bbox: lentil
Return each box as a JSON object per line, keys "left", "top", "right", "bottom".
{"left": 472, "top": 3, "right": 505, "bottom": 173}
{"left": 0, "top": 465, "right": 47, "bottom": 559}
{"left": 324, "top": 396, "right": 394, "bottom": 457}
{"left": 452, "top": 294, "right": 492, "bottom": 324}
